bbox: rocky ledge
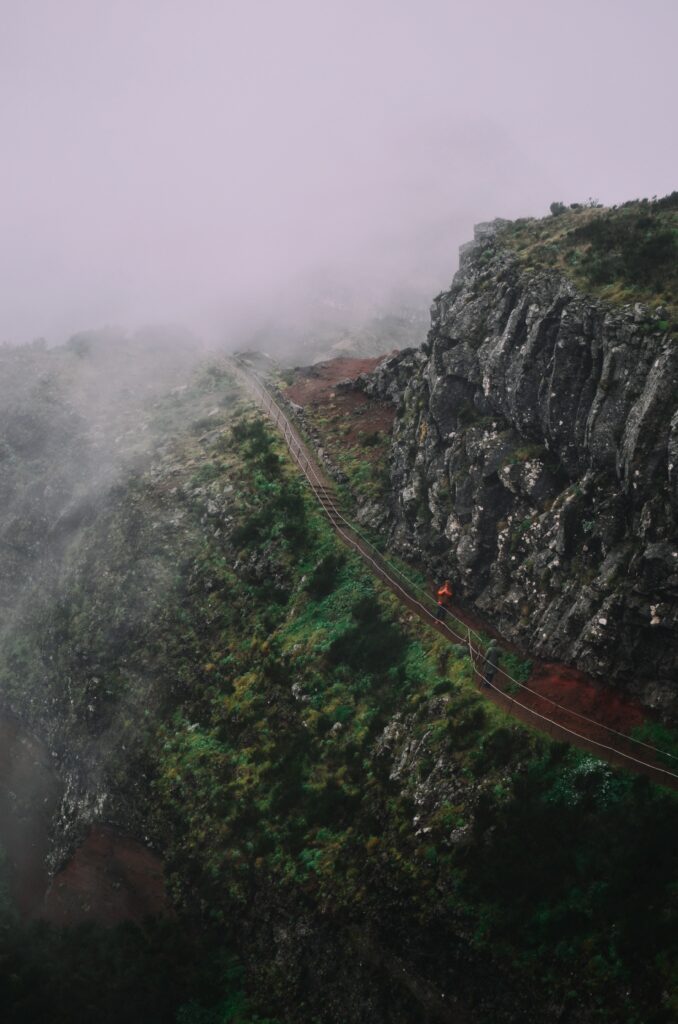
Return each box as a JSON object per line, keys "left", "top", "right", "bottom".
{"left": 361, "top": 221, "right": 678, "bottom": 713}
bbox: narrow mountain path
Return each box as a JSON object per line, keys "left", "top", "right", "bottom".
{"left": 228, "top": 357, "right": 678, "bottom": 791}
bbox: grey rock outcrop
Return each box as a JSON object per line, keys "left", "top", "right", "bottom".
{"left": 364, "top": 221, "right": 678, "bottom": 712}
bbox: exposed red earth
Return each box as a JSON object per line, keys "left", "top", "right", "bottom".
{"left": 526, "top": 661, "right": 644, "bottom": 733}
{"left": 285, "top": 354, "right": 388, "bottom": 403}
{"left": 415, "top": 583, "right": 670, "bottom": 785}
{"left": 42, "top": 825, "right": 169, "bottom": 927}
{"left": 425, "top": 592, "right": 647, "bottom": 736}
{"left": 479, "top": 657, "right": 666, "bottom": 781}
{"left": 0, "top": 713, "right": 168, "bottom": 925}
{"left": 285, "top": 355, "right": 395, "bottom": 447}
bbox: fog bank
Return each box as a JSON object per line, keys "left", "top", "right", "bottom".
{"left": 1, "top": 0, "right": 676, "bottom": 346}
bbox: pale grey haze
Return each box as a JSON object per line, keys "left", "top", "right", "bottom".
{"left": 1, "top": 0, "right": 676, "bottom": 345}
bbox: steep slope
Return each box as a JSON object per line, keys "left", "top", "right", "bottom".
{"left": 3, "top": 320, "right": 678, "bottom": 1022}
{"left": 0, "top": 330, "right": 215, "bottom": 866}
{"left": 361, "top": 198, "right": 678, "bottom": 712}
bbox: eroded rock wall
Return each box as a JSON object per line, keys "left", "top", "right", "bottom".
{"left": 362, "top": 223, "right": 678, "bottom": 711}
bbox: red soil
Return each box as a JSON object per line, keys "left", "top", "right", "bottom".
{"left": 421, "top": 596, "right": 675, "bottom": 783}
{"left": 285, "top": 356, "right": 395, "bottom": 449}
{"left": 422, "top": 587, "right": 666, "bottom": 779}
{"left": 0, "top": 713, "right": 169, "bottom": 925}
{"left": 417, "top": 577, "right": 659, "bottom": 774}
{"left": 285, "top": 355, "right": 390, "bottom": 404}
{"left": 526, "top": 661, "right": 644, "bottom": 734}
{"left": 41, "top": 825, "right": 169, "bottom": 927}
{"left": 483, "top": 658, "right": 670, "bottom": 783}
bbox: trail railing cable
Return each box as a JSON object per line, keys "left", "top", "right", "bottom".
{"left": 227, "top": 357, "right": 678, "bottom": 786}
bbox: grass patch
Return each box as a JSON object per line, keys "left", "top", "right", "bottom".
{"left": 499, "top": 193, "right": 678, "bottom": 329}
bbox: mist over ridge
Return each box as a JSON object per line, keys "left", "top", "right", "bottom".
{"left": 2, "top": 0, "right": 677, "bottom": 349}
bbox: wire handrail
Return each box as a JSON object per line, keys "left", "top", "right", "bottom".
{"left": 227, "top": 357, "right": 678, "bottom": 785}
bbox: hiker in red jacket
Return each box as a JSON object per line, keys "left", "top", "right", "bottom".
{"left": 435, "top": 579, "right": 454, "bottom": 621}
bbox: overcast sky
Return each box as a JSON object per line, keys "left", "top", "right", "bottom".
{"left": 1, "top": 0, "right": 676, "bottom": 345}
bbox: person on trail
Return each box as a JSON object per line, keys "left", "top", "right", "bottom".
{"left": 435, "top": 579, "right": 454, "bottom": 622}
{"left": 482, "top": 641, "right": 500, "bottom": 689}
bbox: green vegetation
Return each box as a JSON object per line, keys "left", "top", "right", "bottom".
{"left": 501, "top": 442, "right": 547, "bottom": 466}
{"left": 631, "top": 721, "right": 678, "bottom": 770}
{"left": 277, "top": 387, "right": 393, "bottom": 510}
{"left": 0, "top": 911, "right": 273, "bottom": 1024}
{"left": 3, "top": 359, "right": 678, "bottom": 1021}
{"left": 500, "top": 192, "right": 678, "bottom": 329}
{"left": 338, "top": 450, "right": 392, "bottom": 505}
{"left": 499, "top": 650, "right": 532, "bottom": 683}
{"left": 464, "top": 751, "right": 678, "bottom": 1024}
{"left": 149, "top": 415, "right": 499, "bottom": 923}
{"left": 143, "top": 406, "right": 678, "bottom": 1021}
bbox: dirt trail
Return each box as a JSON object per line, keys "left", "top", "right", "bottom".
{"left": 231, "top": 356, "right": 678, "bottom": 790}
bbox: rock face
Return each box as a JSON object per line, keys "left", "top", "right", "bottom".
{"left": 362, "top": 222, "right": 678, "bottom": 712}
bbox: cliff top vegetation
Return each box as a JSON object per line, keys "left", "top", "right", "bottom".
{"left": 498, "top": 192, "right": 678, "bottom": 333}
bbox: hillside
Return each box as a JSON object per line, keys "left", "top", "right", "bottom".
{"left": 0, "top": 198, "right": 678, "bottom": 1022}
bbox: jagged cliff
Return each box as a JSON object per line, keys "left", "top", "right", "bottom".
{"left": 362, "top": 214, "right": 678, "bottom": 712}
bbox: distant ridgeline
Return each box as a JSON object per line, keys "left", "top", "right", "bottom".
{"left": 359, "top": 193, "right": 678, "bottom": 712}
